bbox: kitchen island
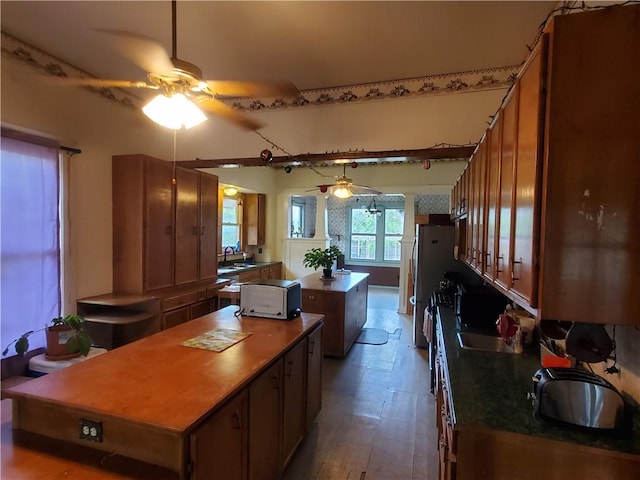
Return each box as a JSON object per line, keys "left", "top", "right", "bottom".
{"left": 3, "top": 307, "right": 324, "bottom": 479}
{"left": 296, "top": 272, "right": 368, "bottom": 357}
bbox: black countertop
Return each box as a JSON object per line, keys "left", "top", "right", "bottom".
{"left": 437, "top": 305, "right": 640, "bottom": 455}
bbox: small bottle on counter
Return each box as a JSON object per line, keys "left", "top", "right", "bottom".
{"left": 513, "top": 326, "right": 523, "bottom": 354}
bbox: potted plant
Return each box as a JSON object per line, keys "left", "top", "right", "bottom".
{"left": 303, "top": 245, "right": 343, "bottom": 279}
{"left": 2, "top": 315, "right": 92, "bottom": 360}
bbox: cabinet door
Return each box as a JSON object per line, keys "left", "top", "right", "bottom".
{"left": 306, "top": 324, "right": 323, "bottom": 429}
{"left": 164, "top": 306, "right": 190, "bottom": 330}
{"left": 190, "top": 390, "right": 247, "bottom": 480}
{"left": 484, "top": 116, "right": 502, "bottom": 283}
{"left": 249, "top": 359, "right": 283, "bottom": 480}
{"left": 199, "top": 173, "right": 218, "bottom": 280}
{"left": 511, "top": 38, "right": 546, "bottom": 306}
{"left": 464, "top": 159, "right": 475, "bottom": 266}
{"left": 243, "top": 194, "right": 266, "bottom": 246}
{"left": 175, "top": 167, "right": 200, "bottom": 285}
{"left": 472, "top": 138, "right": 488, "bottom": 275}
{"left": 269, "top": 263, "right": 282, "bottom": 279}
{"left": 302, "top": 291, "right": 343, "bottom": 356}
{"left": 144, "top": 158, "right": 174, "bottom": 291}
{"left": 281, "top": 340, "right": 306, "bottom": 469}
{"left": 495, "top": 87, "right": 518, "bottom": 291}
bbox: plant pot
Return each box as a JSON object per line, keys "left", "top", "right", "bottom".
{"left": 45, "top": 325, "right": 80, "bottom": 360}
{"left": 322, "top": 268, "right": 333, "bottom": 279}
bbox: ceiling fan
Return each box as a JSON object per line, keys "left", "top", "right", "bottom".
{"left": 312, "top": 163, "right": 382, "bottom": 199}
{"left": 54, "top": 1, "right": 298, "bottom": 130}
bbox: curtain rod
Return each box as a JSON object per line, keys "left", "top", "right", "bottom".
{"left": 60, "top": 145, "right": 81, "bottom": 155}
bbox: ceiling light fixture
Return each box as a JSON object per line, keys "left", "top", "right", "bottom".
{"left": 142, "top": 92, "right": 207, "bottom": 130}
{"left": 333, "top": 186, "right": 353, "bottom": 199}
{"left": 223, "top": 186, "right": 239, "bottom": 196}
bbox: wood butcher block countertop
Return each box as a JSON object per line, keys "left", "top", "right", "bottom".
{"left": 6, "top": 307, "right": 324, "bottom": 432}
{"left": 296, "top": 271, "right": 369, "bottom": 292}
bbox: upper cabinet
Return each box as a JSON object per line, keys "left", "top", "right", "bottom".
{"left": 451, "top": 5, "right": 640, "bottom": 326}
{"left": 243, "top": 193, "right": 266, "bottom": 246}
{"left": 113, "top": 154, "right": 219, "bottom": 294}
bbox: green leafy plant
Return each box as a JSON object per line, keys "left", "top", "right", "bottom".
{"left": 303, "top": 245, "right": 343, "bottom": 271}
{"left": 2, "top": 315, "right": 92, "bottom": 357}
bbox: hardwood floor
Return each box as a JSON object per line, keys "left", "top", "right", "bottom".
{"left": 284, "top": 286, "right": 438, "bottom": 480}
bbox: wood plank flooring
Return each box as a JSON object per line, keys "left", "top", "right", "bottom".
{"left": 284, "top": 286, "right": 438, "bottom": 480}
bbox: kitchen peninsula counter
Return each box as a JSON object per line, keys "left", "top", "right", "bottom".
{"left": 436, "top": 306, "right": 640, "bottom": 479}
{"left": 4, "top": 307, "right": 324, "bottom": 479}
{"left": 296, "top": 272, "right": 368, "bottom": 357}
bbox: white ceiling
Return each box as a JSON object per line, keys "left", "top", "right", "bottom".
{"left": 1, "top": 1, "right": 559, "bottom": 162}
{"left": 1, "top": 1, "right": 557, "bottom": 91}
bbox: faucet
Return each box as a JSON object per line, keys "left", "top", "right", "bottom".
{"left": 223, "top": 246, "right": 235, "bottom": 264}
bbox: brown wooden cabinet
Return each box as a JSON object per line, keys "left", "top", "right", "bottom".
{"left": 305, "top": 323, "right": 323, "bottom": 430}
{"left": 299, "top": 272, "right": 368, "bottom": 357}
{"left": 451, "top": 7, "right": 639, "bottom": 326}
{"left": 281, "top": 339, "right": 306, "bottom": 469}
{"left": 113, "top": 154, "right": 219, "bottom": 294}
{"left": 243, "top": 193, "right": 266, "bottom": 246}
{"left": 190, "top": 390, "right": 248, "bottom": 480}
{"left": 249, "top": 359, "right": 283, "bottom": 480}
{"left": 484, "top": 114, "right": 501, "bottom": 283}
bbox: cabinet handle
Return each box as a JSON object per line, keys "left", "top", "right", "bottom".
{"left": 485, "top": 252, "right": 491, "bottom": 267}
{"left": 201, "top": 226, "right": 205, "bottom": 235}
{"left": 308, "top": 294, "right": 315, "bottom": 300}
{"left": 309, "top": 339, "right": 315, "bottom": 355}
{"left": 496, "top": 255, "right": 504, "bottom": 273}
{"left": 511, "top": 259, "right": 521, "bottom": 282}
{"left": 192, "top": 226, "right": 198, "bottom": 235}
{"left": 272, "top": 374, "right": 280, "bottom": 390}
{"left": 165, "top": 225, "right": 172, "bottom": 235}
{"left": 233, "top": 411, "right": 242, "bottom": 430}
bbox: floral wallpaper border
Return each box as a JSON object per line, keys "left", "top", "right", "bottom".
{"left": 2, "top": 31, "right": 518, "bottom": 113}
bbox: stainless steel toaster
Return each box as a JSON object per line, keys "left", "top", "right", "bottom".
{"left": 530, "top": 367, "right": 625, "bottom": 430}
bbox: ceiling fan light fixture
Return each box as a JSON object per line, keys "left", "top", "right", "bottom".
{"left": 143, "top": 92, "right": 207, "bottom": 130}
{"left": 333, "top": 186, "right": 353, "bottom": 199}
{"left": 223, "top": 186, "right": 239, "bottom": 196}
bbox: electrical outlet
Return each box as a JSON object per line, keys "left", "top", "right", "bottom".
{"left": 79, "top": 418, "right": 103, "bottom": 443}
{"left": 258, "top": 248, "right": 263, "bottom": 254}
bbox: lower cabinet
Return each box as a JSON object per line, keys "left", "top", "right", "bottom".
{"left": 187, "top": 324, "right": 323, "bottom": 480}
{"left": 306, "top": 324, "right": 323, "bottom": 430}
{"left": 190, "top": 390, "right": 248, "bottom": 480}
{"left": 249, "top": 359, "right": 283, "bottom": 480}
{"left": 281, "top": 339, "right": 306, "bottom": 468}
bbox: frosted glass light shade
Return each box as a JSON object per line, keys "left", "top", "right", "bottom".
{"left": 333, "top": 187, "right": 353, "bottom": 199}
{"left": 142, "top": 93, "right": 207, "bottom": 130}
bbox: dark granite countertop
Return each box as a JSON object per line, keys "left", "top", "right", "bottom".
{"left": 437, "top": 306, "right": 640, "bottom": 456}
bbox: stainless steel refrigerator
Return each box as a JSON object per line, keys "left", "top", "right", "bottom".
{"left": 411, "top": 224, "right": 461, "bottom": 348}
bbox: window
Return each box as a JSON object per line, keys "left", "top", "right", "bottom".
{"left": 1, "top": 132, "right": 61, "bottom": 353}
{"left": 290, "top": 198, "right": 307, "bottom": 237}
{"left": 347, "top": 203, "right": 404, "bottom": 264}
{"left": 221, "top": 197, "right": 241, "bottom": 249}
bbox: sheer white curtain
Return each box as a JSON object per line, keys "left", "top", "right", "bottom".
{"left": 1, "top": 134, "right": 60, "bottom": 353}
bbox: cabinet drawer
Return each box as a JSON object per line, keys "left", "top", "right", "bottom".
{"left": 163, "top": 291, "right": 198, "bottom": 311}
{"left": 163, "top": 306, "right": 190, "bottom": 330}
{"left": 190, "top": 299, "right": 213, "bottom": 320}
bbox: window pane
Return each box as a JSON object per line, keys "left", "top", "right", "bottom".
{"left": 221, "top": 225, "right": 239, "bottom": 248}
{"left": 384, "top": 209, "right": 404, "bottom": 235}
{"left": 1, "top": 136, "right": 60, "bottom": 353}
{"left": 350, "top": 235, "right": 376, "bottom": 260}
{"left": 351, "top": 209, "right": 376, "bottom": 234}
{"left": 291, "top": 205, "right": 302, "bottom": 237}
{"left": 384, "top": 235, "right": 402, "bottom": 261}
{"left": 222, "top": 198, "right": 238, "bottom": 223}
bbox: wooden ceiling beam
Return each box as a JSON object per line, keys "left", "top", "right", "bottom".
{"left": 179, "top": 145, "right": 475, "bottom": 169}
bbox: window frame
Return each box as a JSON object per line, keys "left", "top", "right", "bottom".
{"left": 346, "top": 201, "right": 404, "bottom": 266}
{"left": 221, "top": 196, "right": 241, "bottom": 250}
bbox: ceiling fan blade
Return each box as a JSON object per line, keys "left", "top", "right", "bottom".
{"left": 97, "top": 29, "right": 175, "bottom": 75}
{"left": 196, "top": 97, "right": 264, "bottom": 131}
{"left": 350, "top": 185, "right": 383, "bottom": 195}
{"left": 205, "top": 80, "right": 299, "bottom": 98}
{"left": 46, "top": 77, "right": 155, "bottom": 89}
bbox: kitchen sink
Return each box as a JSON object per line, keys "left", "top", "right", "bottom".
{"left": 457, "top": 332, "right": 515, "bottom": 353}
